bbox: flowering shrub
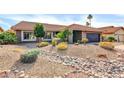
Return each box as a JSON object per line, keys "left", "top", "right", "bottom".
{"left": 99, "top": 42, "right": 114, "bottom": 50}
{"left": 57, "top": 42, "right": 68, "bottom": 50}
{"left": 0, "top": 32, "right": 17, "bottom": 44}
{"left": 36, "top": 42, "right": 49, "bottom": 47}
{"left": 82, "top": 38, "right": 88, "bottom": 44}
{"left": 20, "top": 50, "right": 40, "bottom": 63}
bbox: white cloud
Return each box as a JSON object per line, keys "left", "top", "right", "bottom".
{"left": 0, "top": 19, "right": 11, "bottom": 28}
{"left": 5, "top": 15, "right": 75, "bottom": 25}
{"left": 2, "top": 14, "right": 124, "bottom": 28}
{"left": 4, "top": 14, "right": 88, "bottom": 26}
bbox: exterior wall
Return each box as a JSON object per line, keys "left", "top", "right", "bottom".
{"left": 82, "top": 32, "right": 86, "bottom": 38}
{"left": 115, "top": 29, "right": 124, "bottom": 42}
{"left": 16, "top": 30, "right": 54, "bottom": 43}
{"left": 68, "top": 30, "right": 73, "bottom": 43}
{"left": 104, "top": 29, "right": 124, "bottom": 42}
{"left": 15, "top": 30, "right": 22, "bottom": 42}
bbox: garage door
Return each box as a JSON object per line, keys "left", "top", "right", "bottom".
{"left": 87, "top": 33, "right": 100, "bottom": 42}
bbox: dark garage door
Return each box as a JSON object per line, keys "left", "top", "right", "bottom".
{"left": 87, "top": 33, "right": 100, "bottom": 42}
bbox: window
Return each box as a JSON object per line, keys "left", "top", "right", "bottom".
{"left": 44, "top": 32, "right": 51, "bottom": 39}
{"left": 53, "top": 32, "right": 59, "bottom": 37}
{"left": 22, "top": 31, "right": 36, "bottom": 41}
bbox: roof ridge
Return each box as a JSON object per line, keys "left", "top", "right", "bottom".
{"left": 19, "top": 21, "right": 67, "bottom": 27}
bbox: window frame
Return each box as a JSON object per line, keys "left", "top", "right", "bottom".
{"left": 21, "top": 31, "right": 36, "bottom": 41}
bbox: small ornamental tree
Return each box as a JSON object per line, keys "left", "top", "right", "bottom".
{"left": 34, "top": 23, "right": 45, "bottom": 42}
{"left": 56, "top": 28, "right": 71, "bottom": 42}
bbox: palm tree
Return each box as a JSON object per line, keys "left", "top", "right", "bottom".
{"left": 87, "top": 14, "right": 93, "bottom": 27}
{"left": 86, "top": 21, "right": 90, "bottom": 27}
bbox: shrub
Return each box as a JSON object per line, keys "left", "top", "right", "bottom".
{"left": 52, "top": 38, "right": 61, "bottom": 46}
{"left": 77, "top": 40, "right": 80, "bottom": 44}
{"left": 57, "top": 42, "right": 68, "bottom": 50}
{"left": 36, "top": 42, "right": 49, "bottom": 47}
{"left": 0, "top": 32, "right": 17, "bottom": 44}
{"left": 107, "top": 36, "right": 116, "bottom": 42}
{"left": 20, "top": 50, "right": 40, "bottom": 63}
{"left": 56, "top": 28, "right": 71, "bottom": 41}
{"left": 99, "top": 42, "right": 114, "bottom": 50}
{"left": 82, "top": 38, "right": 88, "bottom": 44}
{"left": 52, "top": 39, "right": 57, "bottom": 46}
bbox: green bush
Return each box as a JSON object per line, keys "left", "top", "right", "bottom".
{"left": 20, "top": 50, "right": 40, "bottom": 63}
{"left": 56, "top": 28, "right": 71, "bottom": 41}
{"left": 107, "top": 36, "right": 115, "bottom": 42}
{"left": 52, "top": 39, "right": 57, "bottom": 46}
{"left": 51, "top": 38, "right": 60, "bottom": 46}
{"left": 0, "top": 32, "right": 17, "bottom": 44}
{"left": 36, "top": 42, "right": 49, "bottom": 47}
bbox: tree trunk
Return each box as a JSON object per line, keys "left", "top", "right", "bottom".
{"left": 37, "top": 37, "right": 41, "bottom": 42}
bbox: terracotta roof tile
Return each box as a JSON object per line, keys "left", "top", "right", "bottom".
{"left": 11, "top": 21, "right": 67, "bottom": 32}
{"left": 68, "top": 24, "right": 103, "bottom": 32}
{"left": 11, "top": 21, "right": 103, "bottom": 33}
{"left": 98, "top": 26, "right": 124, "bottom": 34}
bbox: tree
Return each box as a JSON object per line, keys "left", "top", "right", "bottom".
{"left": 107, "top": 36, "right": 115, "bottom": 42}
{"left": 34, "top": 23, "right": 45, "bottom": 42}
{"left": 86, "top": 21, "right": 90, "bottom": 27}
{"left": 87, "top": 14, "right": 93, "bottom": 27}
{"left": 56, "top": 28, "right": 71, "bottom": 42}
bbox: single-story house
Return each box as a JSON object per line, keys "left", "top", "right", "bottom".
{"left": 99, "top": 26, "right": 124, "bottom": 42}
{"left": 11, "top": 21, "right": 103, "bottom": 43}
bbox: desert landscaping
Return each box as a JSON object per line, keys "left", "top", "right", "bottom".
{"left": 0, "top": 42, "right": 124, "bottom": 78}
{"left": 1, "top": 14, "right": 124, "bottom": 78}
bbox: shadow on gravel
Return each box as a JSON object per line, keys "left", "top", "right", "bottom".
{"left": 10, "top": 60, "right": 35, "bottom": 71}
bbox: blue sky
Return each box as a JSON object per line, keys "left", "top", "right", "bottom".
{"left": 0, "top": 14, "right": 124, "bottom": 30}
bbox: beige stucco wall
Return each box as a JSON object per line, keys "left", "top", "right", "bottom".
{"left": 115, "top": 29, "right": 124, "bottom": 42}
{"left": 82, "top": 32, "right": 86, "bottom": 38}
{"left": 68, "top": 30, "right": 73, "bottom": 43}
{"left": 104, "top": 29, "right": 124, "bottom": 42}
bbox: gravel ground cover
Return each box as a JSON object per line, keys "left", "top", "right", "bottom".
{"left": 0, "top": 43, "right": 124, "bottom": 78}
{"left": 41, "top": 44, "right": 118, "bottom": 59}
{"left": 38, "top": 49, "right": 124, "bottom": 78}
{"left": 0, "top": 45, "right": 75, "bottom": 78}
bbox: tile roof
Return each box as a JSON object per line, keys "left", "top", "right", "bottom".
{"left": 11, "top": 21, "right": 103, "bottom": 33}
{"left": 68, "top": 24, "right": 103, "bottom": 32}
{"left": 11, "top": 21, "right": 67, "bottom": 32}
{"left": 98, "top": 26, "right": 124, "bottom": 34}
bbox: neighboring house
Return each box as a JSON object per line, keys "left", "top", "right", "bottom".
{"left": 11, "top": 21, "right": 103, "bottom": 43}
{"left": 99, "top": 26, "right": 124, "bottom": 42}
{"left": 0, "top": 27, "right": 4, "bottom": 32}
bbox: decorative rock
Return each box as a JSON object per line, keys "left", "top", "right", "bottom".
{"left": 0, "top": 71, "right": 7, "bottom": 78}
{"left": 39, "top": 49, "right": 124, "bottom": 78}
{"left": 97, "top": 54, "right": 107, "bottom": 58}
